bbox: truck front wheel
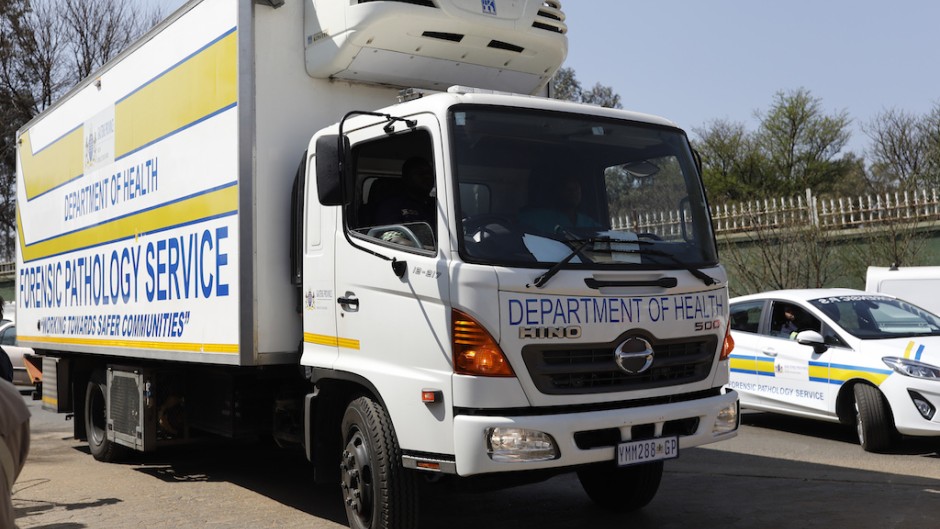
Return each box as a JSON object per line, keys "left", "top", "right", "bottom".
{"left": 85, "top": 370, "right": 125, "bottom": 462}
{"left": 339, "top": 396, "right": 417, "bottom": 529}
{"left": 577, "top": 460, "right": 663, "bottom": 512}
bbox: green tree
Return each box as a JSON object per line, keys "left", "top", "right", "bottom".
{"left": 581, "top": 82, "right": 622, "bottom": 109}
{"left": 693, "top": 119, "right": 764, "bottom": 201}
{"left": 755, "top": 88, "right": 852, "bottom": 195}
{"left": 551, "top": 66, "right": 621, "bottom": 109}
{"left": 694, "top": 88, "right": 855, "bottom": 200}
{"left": 865, "top": 103, "right": 940, "bottom": 190}
{"left": 0, "top": 0, "right": 161, "bottom": 259}
{"left": 550, "top": 66, "right": 581, "bottom": 102}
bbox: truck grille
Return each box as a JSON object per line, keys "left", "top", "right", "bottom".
{"left": 522, "top": 336, "right": 717, "bottom": 395}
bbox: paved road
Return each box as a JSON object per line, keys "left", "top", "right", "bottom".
{"left": 11, "top": 393, "right": 940, "bottom": 529}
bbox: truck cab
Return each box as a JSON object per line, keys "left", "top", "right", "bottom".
{"left": 296, "top": 87, "right": 738, "bottom": 522}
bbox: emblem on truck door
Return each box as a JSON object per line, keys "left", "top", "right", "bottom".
{"left": 614, "top": 337, "right": 654, "bottom": 375}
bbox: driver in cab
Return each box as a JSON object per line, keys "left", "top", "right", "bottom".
{"left": 374, "top": 157, "right": 436, "bottom": 247}
{"left": 519, "top": 175, "right": 599, "bottom": 234}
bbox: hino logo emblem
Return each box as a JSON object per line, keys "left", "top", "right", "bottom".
{"left": 613, "top": 337, "right": 654, "bottom": 375}
{"left": 481, "top": 0, "right": 497, "bottom": 16}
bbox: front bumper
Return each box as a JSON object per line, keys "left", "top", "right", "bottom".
{"left": 881, "top": 376, "right": 940, "bottom": 436}
{"left": 452, "top": 389, "right": 738, "bottom": 476}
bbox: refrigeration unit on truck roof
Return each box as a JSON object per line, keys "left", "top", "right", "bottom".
{"left": 304, "top": 0, "right": 567, "bottom": 94}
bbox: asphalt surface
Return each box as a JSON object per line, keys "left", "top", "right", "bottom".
{"left": 10, "top": 390, "right": 940, "bottom": 529}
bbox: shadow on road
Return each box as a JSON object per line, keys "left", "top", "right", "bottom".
{"left": 742, "top": 410, "right": 940, "bottom": 457}
{"left": 69, "top": 441, "right": 348, "bottom": 526}
{"left": 54, "top": 433, "right": 940, "bottom": 529}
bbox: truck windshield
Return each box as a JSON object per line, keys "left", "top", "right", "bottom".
{"left": 450, "top": 105, "right": 718, "bottom": 269}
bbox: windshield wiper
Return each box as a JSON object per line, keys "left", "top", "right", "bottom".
{"left": 528, "top": 235, "right": 719, "bottom": 288}
{"left": 528, "top": 238, "right": 593, "bottom": 288}
{"left": 640, "top": 247, "right": 720, "bottom": 286}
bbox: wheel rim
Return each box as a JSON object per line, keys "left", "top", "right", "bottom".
{"left": 341, "top": 427, "right": 374, "bottom": 526}
{"left": 855, "top": 401, "right": 865, "bottom": 445}
{"left": 88, "top": 383, "right": 107, "bottom": 446}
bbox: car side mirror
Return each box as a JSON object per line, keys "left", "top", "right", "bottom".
{"left": 796, "top": 330, "right": 828, "bottom": 354}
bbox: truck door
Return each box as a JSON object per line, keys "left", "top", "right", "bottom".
{"left": 330, "top": 118, "right": 453, "bottom": 451}
{"left": 301, "top": 153, "right": 340, "bottom": 369}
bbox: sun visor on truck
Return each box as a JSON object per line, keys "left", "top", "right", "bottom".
{"left": 304, "top": 0, "right": 568, "bottom": 95}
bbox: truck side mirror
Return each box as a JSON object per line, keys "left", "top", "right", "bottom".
{"left": 315, "top": 134, "right": 351, "bottom": 206}
{"left": 796, "top": 330, "right": 829, "bottom": 354}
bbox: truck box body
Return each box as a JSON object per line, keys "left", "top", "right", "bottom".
{"left": 18, "top": 0, "right": 559, "bottom": 365}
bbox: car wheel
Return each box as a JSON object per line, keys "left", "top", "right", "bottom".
{"left": 853, "top": 384, "right": 893, "bottom": 453}
{"left": 577, "top": 460, "right": 663, "bottom": 512}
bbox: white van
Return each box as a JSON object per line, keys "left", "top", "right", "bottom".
{"left": 866, "top": 266, "right": 940, "bottom": 314}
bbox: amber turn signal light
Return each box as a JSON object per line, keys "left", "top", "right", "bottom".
{"left": 452, "top": 309, "right": 514, "bottom": 377}
{"left": 720, "top": 323, "right": 734, "bottom": 361}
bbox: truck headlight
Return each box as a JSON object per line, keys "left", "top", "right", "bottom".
{"left": 712, "top": 401, "right": 739, "bottom": 434}
{"left": 485, "top": 428, "right": 558, "bottom": 462}
{"left": 883, "top": 357, "right": 940, "bottom": 379}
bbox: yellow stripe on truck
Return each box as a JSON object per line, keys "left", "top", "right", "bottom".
{"left": 304, "top": 332, "right": 361, "bottom": 350}
{"left": 114, "top": 30, "right": 238, "bottom": 159}
{"left": 18, "top": 128, "right": 85, "bottom": 201}
{"left": 20, "top": 334, "right": 239, "bottom": 354}
{"left": 19, "top": 183, "right": 238, "bottom": 262}
{"left": 18, "top": 28, "right": 238, "bottom": 200}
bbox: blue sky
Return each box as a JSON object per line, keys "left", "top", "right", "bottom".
{"left": 563, "top": 1, "right": 940, "bottom": 156}
{"left": 153, "top": 0, "right": 938, "bottom": 157}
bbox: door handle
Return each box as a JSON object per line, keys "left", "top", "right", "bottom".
{"left": 337, "top": 292, "right": 359, "bottom": 312}
{"left": 762, "top": 350, "right": 777, "bottom": 357}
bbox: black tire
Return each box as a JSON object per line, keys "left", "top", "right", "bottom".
{"left": 340, "top": 396, "right": 417, "bottom": 529}
{"left": 853, "top": 383, "right": 894, "bottom": 453}
{"left": 84, "top": 369, "right": 125, "bottom": 462}
{"left": 577, "top": 460, "right": 664, "bottom": 512}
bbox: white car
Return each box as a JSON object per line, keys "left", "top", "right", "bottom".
{"left": 727, "top": 288, "right": 940, "bottom": 452}
{"left": 1, "top": 320, "right": 35, "bottom": 387}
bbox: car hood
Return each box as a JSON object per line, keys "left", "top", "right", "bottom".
{"left": 858, "top": 336, "right": 940, "bottom": 365}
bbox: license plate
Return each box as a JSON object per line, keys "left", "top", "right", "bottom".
{"left": 617, "top": 436, "right": 679, "bottom": 467}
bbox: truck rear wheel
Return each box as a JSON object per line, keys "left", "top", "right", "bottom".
{"left": 85, "top": 370, "right": 125, "bottom": 462}
{"left": 340, "top": 396, "right": 417, "bottom": 529}
{"left": 577, "top": 460, "right": 663, "bottom": 512}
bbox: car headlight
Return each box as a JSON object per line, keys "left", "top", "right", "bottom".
{"left": 882, "top": 356, "right": 940, "bottom": 379}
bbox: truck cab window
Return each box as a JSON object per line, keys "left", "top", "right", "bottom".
{"left": 347, "top": 130, "right": 437, "bottom": 251}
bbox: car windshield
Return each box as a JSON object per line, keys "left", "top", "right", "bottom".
{"left": 450, "top": 105, "right": 717, "bottom": 269}
{"left": 809, "top": 294, "right": 940, "bottom": 339}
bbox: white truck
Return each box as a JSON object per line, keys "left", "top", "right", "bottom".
{"left": 15, "top": 0, "right": 738, "bottom": 526}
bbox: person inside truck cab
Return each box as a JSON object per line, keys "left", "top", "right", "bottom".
{"left": 519, "top": 174, "right": 599, "bottom": 234}
{"left": 374, "top": 157, "right": 435, "bottom": 228}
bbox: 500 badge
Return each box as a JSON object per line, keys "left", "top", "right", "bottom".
{"left": 694, "top": 319, "right": 722, "bottom": 332}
